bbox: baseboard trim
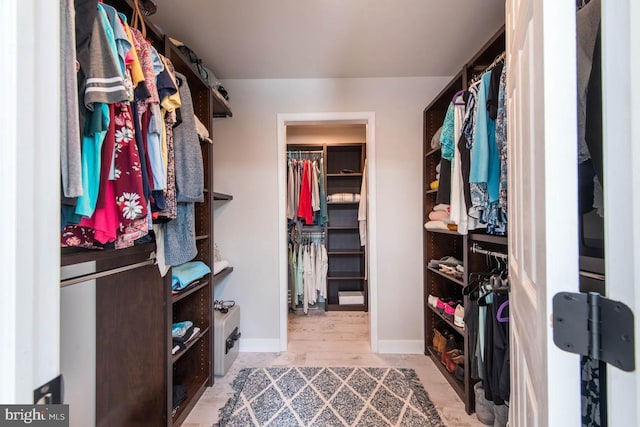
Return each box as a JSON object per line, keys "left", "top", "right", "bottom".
{"left": 239, "top": 338, "right": 281, "bottom": 352}
{"left": 377, "top": 340, "right": 424, "bottom": 354}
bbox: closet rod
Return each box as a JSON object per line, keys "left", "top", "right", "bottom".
{"left": 60, "top": 257, "right": 156, "bottom": 288}
{"left": 471, "top": 243, "right": 508, "bottom": 260}
{"left": 287, "top": 150, "right": 324, "bottom": 154}
{"left": 469, "top": 51, "right": 506, "bottom": 86}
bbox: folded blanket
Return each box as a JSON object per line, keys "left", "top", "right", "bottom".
{"left": 428, "top": 210, "right": 450, "bottom": 222}
{"left": 424, "top": 220, "right": 449, "bottom": 230}
{"left": 172, "top": 261, "right": 211, "bottom": 291}
{"left": 327, "top": 193, "right": 360, "bottom": 203}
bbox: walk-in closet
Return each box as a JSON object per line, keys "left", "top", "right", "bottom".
{"left": 285, "top": 124, "right": 370, "bottom": 343}
{"left": 9, "top": 0, "right": 639, "bottom": 426}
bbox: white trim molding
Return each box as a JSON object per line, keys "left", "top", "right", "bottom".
{"left": 276, "top": 112, "right": 378, "bottom": 353}
{"left": 377, "top": 340, "right": 425, "bottom": 355}
{"left": 239, "top": 339, "right": 282, "bottom": 353}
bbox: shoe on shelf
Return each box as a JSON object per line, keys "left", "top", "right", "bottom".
{"left": 454, "top": 305, "right": 465, "bottom": 329}
{"left": 427, "top": 294, "right": 439, "bottom": 308}
{"left": 432, "top": 329, "right": 443, "bottom": 352}
{"left": 443, "top": 303, "right": 456, "bottom": 321}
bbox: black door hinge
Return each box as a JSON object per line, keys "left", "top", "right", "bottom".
{"left": 553, "top": 292, "right": 635, "bottom": 371}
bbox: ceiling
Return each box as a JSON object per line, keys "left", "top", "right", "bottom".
{"left": 151, "top": 0, "right": 505, "bottom": 79}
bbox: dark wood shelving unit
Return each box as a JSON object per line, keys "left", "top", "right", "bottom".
{"left": 423, "top": 26, "right": 506, "bottom": 415}
{"left": 90, "top": 2, "right": 234, "bottom": 425}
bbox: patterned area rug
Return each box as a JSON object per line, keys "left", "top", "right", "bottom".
{"left": 214, "top": 367, "right": 445, "bottom": 427}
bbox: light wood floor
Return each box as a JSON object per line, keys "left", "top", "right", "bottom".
{"left": 182, "top": 311, "right": 484, "bottom": 427}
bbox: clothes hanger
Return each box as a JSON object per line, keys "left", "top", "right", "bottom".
{"left": 496, "top": 300, "right": 509, "bottom": 323}
{"left": 451, "top": 89, "right": 465, "bottom": 104}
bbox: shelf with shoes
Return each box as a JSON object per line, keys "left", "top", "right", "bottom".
{"left": 422, "top": 27, "right": 506, "bottom": 416}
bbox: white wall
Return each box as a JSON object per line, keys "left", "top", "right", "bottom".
{"left": 212, "top": 77, "right": 450, "bottom": 352}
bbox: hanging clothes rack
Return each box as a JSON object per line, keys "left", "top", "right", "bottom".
{"left": 470, "top": 243, "right": 508, "bottom": 260}
{"left": 468, "top": 51, "right": 506, "bottom": 86}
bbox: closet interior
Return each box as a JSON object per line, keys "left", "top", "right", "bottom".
{"left": 60, "top": 0, "right": 232, "bottom": 425}
{"left": 423, "top": 27, "right": 508, "bottom": 416}
{"left": 286, "top": 125, "right": 368, "bottom": 314}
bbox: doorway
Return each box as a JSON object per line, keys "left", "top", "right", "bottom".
{"left": 276, "top": 112, "right": 378, "bottom": 352}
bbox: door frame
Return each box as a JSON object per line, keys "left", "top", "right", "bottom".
{"left": 276, "top": 112, "right": 378, "bottom": 351}
{"left": 0, "top": 0, "right": 61, "bottom": 403}
{"left": 601, "top": 0, "right": 640, "bottom": 422}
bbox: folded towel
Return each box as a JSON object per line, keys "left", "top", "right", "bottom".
{"left": 424, "top": 220, "right": 449, "bottom": 230}
{"left": 327, "top": 193, "right": 360, "bottom": 203}
{"left": 172, "top": 321, "right": 193, "bottom": 338}
{"left": 172, "top": 261, "right": 211, "bottom": 291}
{"left": 213, "top": 260, "right": 230, "bottom": 275}
{"left": 433, "top": 204, "right": 450, "bottom": 213}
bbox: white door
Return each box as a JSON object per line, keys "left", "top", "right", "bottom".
{"left": 0, "top": 0, "right": 61, "bottom": 403}
{"left": 506, "top": 0, "right": 582, "bottom": 425}
{"left": 601, "top": 0, "right": 640, "bottom": 425}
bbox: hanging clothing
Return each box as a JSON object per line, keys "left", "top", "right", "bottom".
{"left": 287, "top": 160, "right": 296, "bottom": 219}
{"left": 358, "top": 160, "right": 368, "bottom": 246}
{"left": 317, "top": 159, "right": 328, "bottom": 226}
{"left": 311, "top": 160, "right": 320, "bottom": 212}
{"left": 449, "top": 96, "right": 468, "bottom": 234}
{"left": 297, "top": 160, "right": 314, "bottom": 225}
{"left": 496, "top": 64, "right": 509, "bottom": 217}
{"left": 60, "top": 0, "right": 82, "bottom": 199}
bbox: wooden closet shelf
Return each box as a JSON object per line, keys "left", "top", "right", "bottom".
{"left": 328, "top": 250, "right": 365, "bottom": 255}
{"left": 211, "top": 87, "right": 233, "bottom": 118}
{"left": 426, "top": 266, "right": 465, "bottom": 287}
{"left": 425, "top": 147, "right": 441, "bottom": 158}
{"left": 327, "top": 201, "right": 360, "bottom": 206}
{"left": 427, "top": 305, "right": 465, "bottom": 337}
{"left": 172, "top": 279, "right": 210, "bottom": 303}
{"left": 172, "top": 326, "right": 211, "bottom": 364}
{"left": 60, "top": 241, "right": 156, "bottom": 266}
{"left": 426, "top": 346, "right": 465, "bottom": 399}
{"left": 425, "top": 228, "right": 462, "bottom": 236}
{"left": 212, "top": 267, "right": 234, "bottom": 283}
{"left": 426, "top": 189, "right": 438, "bottom": 194}
{"left": 213, "top": 192, "right": 234, "bottom": 201}
{"left": 327, "top": 273, "right": 365, "bottom": 280}
{"left": 195, "top": 235, "right": 209, "bottom": 241}
{"left": 171, "top": 373, "right": 209, "bottom": 426}
{"left": 468, "top": 233, "right": 507, "bottom": 245}
{"left": 326, "top": 173, "right": 363, "bottom": 177}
